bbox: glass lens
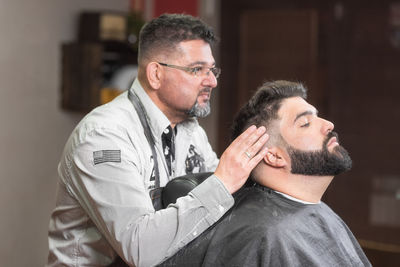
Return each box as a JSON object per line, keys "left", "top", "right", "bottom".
{"left": 211, "top": 67, "right": 221, "bottom": 78}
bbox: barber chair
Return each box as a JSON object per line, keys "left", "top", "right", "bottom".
{"left": 162, "top": 172, "right": 213, "bottom": 208}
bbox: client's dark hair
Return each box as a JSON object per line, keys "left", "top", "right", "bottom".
{"left": 138, "top": 13, "right": 216, "bottom": 62}
{"left": 231, "top": 80, "right": 308, "bottom": 141}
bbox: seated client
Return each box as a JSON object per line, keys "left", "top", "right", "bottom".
{"left": 159, "top": 80, "right": 371, "bottom": 267}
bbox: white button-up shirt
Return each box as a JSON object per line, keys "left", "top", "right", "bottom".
{"left": 47, "top": 79, "right": 234, "bottom": 267}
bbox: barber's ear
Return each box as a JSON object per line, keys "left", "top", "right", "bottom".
{"left": 147, "top": 62, "right": 162, "bottom": 89}
{"left": 263, "top": 147, "right": 287, "bottom": 168}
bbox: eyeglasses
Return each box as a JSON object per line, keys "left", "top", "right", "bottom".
{"left": 158, "top": 62, "right": 221, "bottom": 79}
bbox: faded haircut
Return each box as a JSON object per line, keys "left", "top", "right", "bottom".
{"left": 138, "top": 13, "right": 217, "bottom": 63}
{"left": 230, "top": 80, "right": 308, "bottom": 142}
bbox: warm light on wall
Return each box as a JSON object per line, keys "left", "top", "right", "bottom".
{"left": 130, "top": 0, "right": 198, "bottom": 20}
{"left": 154, "top": 0, "right": 198, "bottom": 17}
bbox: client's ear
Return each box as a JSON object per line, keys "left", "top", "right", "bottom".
{"left": 263, "top": 147, "right": 287, "bottom": 168}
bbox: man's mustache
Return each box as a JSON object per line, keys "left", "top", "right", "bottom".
{"left": 200, "top": 87, "right": 212, "bottom": 94}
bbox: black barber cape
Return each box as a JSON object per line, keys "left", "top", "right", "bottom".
{"left": 159, "top": 184, "right": 371, "bottom": 267}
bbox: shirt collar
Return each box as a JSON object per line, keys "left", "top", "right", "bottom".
{"left": 274, "top": 190, "right": 320, "bottom": 205}
{"left": 130, "top": 78, "right": 199, "bottom": 141}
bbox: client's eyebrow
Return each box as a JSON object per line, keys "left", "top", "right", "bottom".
{"left": 293, "top": 109, "right": 318, "bottom": 124}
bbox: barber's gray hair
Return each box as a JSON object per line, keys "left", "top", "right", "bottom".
{"left": 138, "top": 13, "right": 217, "bottom": 62}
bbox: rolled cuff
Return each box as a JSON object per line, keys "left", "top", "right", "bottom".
{"left": 190, "top": 174, "right": 234, "bottom": 224}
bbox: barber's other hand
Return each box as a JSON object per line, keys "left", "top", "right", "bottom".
{"left": 214, "top": 126, "right": 269, "bottom": 194}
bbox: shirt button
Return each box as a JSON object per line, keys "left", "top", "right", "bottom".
{"left": 193, "top": 231, "right": 197, "bottom": 236}
{"left": 218, "top": 205, "right": 224, "bottom": 213}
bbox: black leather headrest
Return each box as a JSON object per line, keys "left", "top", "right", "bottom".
{"left": 162, "top": 172, "right": 213, "bottom": 208}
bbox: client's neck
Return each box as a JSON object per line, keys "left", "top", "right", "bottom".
{"left": 257, "top": 169, "right": 334, "bottom": 203}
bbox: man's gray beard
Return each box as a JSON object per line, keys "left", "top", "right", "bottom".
{"left": 186, "top": 100, "right": 211, "bottom": 118}
{"left": 285, "top": 131, "right": 353, "bottom": 176}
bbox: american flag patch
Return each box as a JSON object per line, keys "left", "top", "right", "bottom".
{"left": 93, "top": 150, "right": 121, "bottom": 165}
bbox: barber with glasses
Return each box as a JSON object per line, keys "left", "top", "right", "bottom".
{"left": 47, "top": 14, "right": 268, "bottom": 267}
{"left": 157, "top": 62, "right": 221, "bottom": 79}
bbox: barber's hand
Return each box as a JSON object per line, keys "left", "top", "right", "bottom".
{"left": 214, "top": 125, "right": 269, "bottom": 194}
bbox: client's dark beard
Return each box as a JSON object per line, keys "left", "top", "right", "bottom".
{"left": 186, "top": 88, "right": 211, "bottom": 118}
{"left": 287, "top": 131, "right": 352, "bottom": 176}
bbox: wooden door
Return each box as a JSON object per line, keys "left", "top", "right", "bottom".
{"left": 238, "top": 9, "right": 320, "bottom": 108}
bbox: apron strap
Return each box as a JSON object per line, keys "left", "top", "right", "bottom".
{"left": 128, "top": 90, "right": 163, "bottom": 210}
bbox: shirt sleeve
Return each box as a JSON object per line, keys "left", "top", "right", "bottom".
{"left": 64, "top": 126, "right": 234, "bottom": 267}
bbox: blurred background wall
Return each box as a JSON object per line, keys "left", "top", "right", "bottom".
{"left": 0, "top": 0, "right": 399, "bottom": 266}
{"left": 0, "top": 1, "right": 130, "bottom": 266}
